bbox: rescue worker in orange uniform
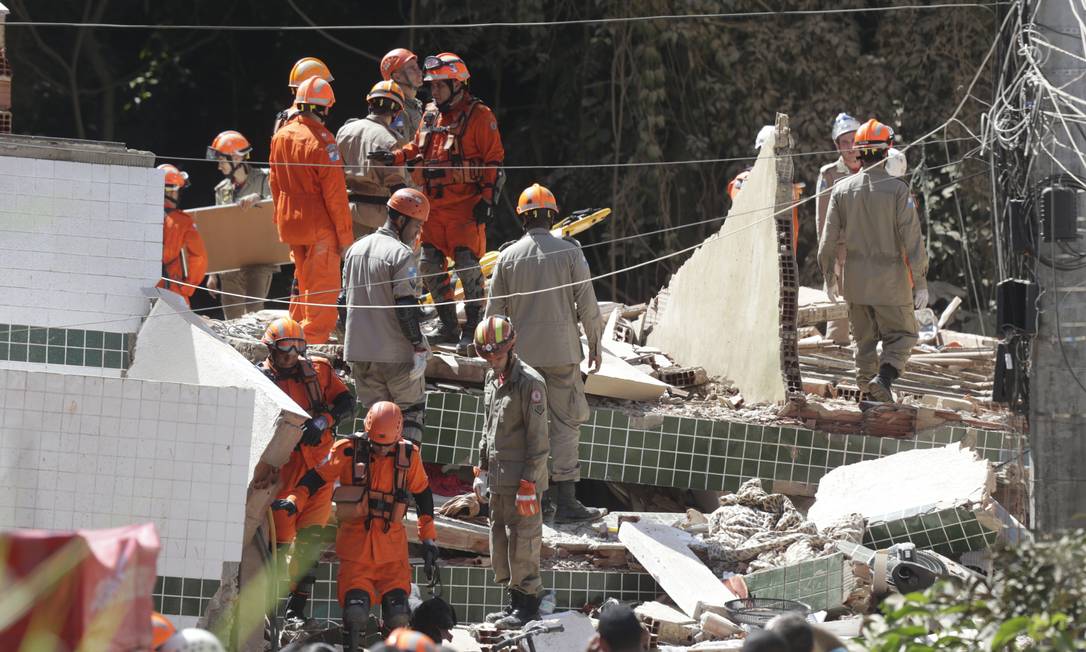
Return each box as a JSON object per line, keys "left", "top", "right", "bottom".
{"left": 274, "top": 57, "right": 334, "bottom": 134}
{"left": 259, "top": 317, "right": 356, "bottom": 628}
{"left": 270, "top": 76, "right": 354, "bottom": 344}
{"left": 379, "top": 48, "right": 425, "bottom": 146}
{"left": 370, "top": 52, "right": 506, "bottom": 355}
{"left": 275, "top": 402, "right": 439, "bottom": 652}
{"left": 156, "top": 163, "right": 208, "bottom": 304}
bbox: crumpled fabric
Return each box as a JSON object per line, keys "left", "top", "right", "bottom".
{"left": 437, "top": 492, "right": 483, "bottom": 519}
{"left": 699, "top": 478, "right": 864, "bottom": 572}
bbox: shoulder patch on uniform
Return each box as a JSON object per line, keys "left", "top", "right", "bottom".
{"left": 530, "top": 387, "right": 545, "bottom": 415}
{"left": 489, "top": 121, "right": 497, "bottom": 131}
{"left": 326, "top": 143, "right": 341, "bottom": 162}
{"left": 907, "top": 195, "right": 916, "bottom": 209}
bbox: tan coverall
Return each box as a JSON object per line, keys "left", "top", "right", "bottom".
{"left": 480, "top": 355, "right": 550, "bottom": 596}
{"left": 336, "top": 116, "right": 410, "bottom": 241}
{"left": 815, "top": 157, "right": 855, "bottom": 344}
{"left": 818, "top": 167, "right": 928, "bottom": 387}
{"left": 391, "top": 96, "right": 423, "bottom": 148}
{"left": 485, "top": 229, "right": 603, "bottom": 483}
{"left": 342, "top": 227, "right": 426, "bottom": 440}
{"left": 214, "top": 166, "right": 280, "bottom": 319}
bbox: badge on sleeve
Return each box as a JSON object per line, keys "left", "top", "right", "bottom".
{"left": 326, "top": 143, "right": 341, "bottom": 162}
{"left": 530, "top": 387, "right": 544, "bottom": 415}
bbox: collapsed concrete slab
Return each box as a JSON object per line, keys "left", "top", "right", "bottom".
{"left": 647, "top": 114, "right": 801, "bottom": 404}
{"left": 127, "top": 290, "right": 309, "bottom": 649}
{"left": 809, "top": 443, "right": 1002, "bottom": 556}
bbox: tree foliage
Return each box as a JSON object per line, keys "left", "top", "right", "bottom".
{"left": 9, "top": 0, "right": 1000, "bottom": 317}
{"left": 860, "top": 531, "right": 1086, "bottom": 650}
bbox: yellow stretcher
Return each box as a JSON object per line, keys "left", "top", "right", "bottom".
{"left": 421, "top": 208, "right": 611, "bottom": 305}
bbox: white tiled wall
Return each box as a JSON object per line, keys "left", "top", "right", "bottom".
{"left": 0, "top": 369, "right": 255, "bottom": 579}
{"left": 0, "top": 156, "right": 162, "bottom": 332}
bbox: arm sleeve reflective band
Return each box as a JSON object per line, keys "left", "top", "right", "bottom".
{"left": 298, "top": 468, "right": 326, "bottom": 496}
{"left": 394, "top": 296, "right": 424, "bottom": 346}
{"left": 329, "top": 391, "right": 356, "bottom": 427}
{"left": 413, "top": 486, "right": 435, "bottom": 519}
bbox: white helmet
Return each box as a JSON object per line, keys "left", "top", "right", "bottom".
{"left": 754, "top": 125, "right": 775, "bottom": 151}
{"left": 831, "top": 112, "right": 861, "bottom": 142}
{"left": 160, "top": 628, "right": 225, "bottom": 652}
{"left": 886, "top": 147, "right": 907, "bottom": 177}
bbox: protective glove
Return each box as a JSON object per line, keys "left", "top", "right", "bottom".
{"left": 914, "top": 288, "right": 929, "bottom": 310}
{"left": 472, "top": 467, "right": 489, "bottom": 503}
{"left": 300, "top": 415, "right": 329, "bottom": 447}
{"left": 271, "top": 498, "right": 297, "bottom": 516}
{"left": 409, "top": 344, "right": 430, "bottom": 382}
{"left": 516, "top": 480, "right": 539, "bottom": 517}
{"left": 473, "top": 199, "right": 494, "bottom": 226}
{"left": 422, "top": 539, "right": 439, "bottom": 581}
{"left": 366, "top": 149, "right": 396, "bottom": 165}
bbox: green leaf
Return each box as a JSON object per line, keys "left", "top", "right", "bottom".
{"left": 990, "top": 616, "right": 1030, "bottom": 650}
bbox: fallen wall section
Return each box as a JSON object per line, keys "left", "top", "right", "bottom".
{"left": 647, "top": 114, "right": 801, "bottom": 404}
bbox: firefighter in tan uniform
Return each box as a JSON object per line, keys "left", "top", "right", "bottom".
{"left": 471, "top": 315, "right": 549, "bottom": 629}
{"left": 818, "top": 119, "right": 928, "bottom": 402}
{"left": 816, "top": 113, "right": 863, "bottom": 345}
{"left": 380, "top": 48, "right": 425, "bottom": 146}
{"left": 341, "top": 188, "right": 431, "bottom": 441}
{"left": 337, "top": 81, "right": 412, "bottom": 240}
{"left": 485, "top": 184, "right": 604, "bottom": 523}
{"left": 205, "top": 130, "right": 279, "bottom": 318}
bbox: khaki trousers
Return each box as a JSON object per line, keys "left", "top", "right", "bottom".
{"left": 219, "top": 265, "right": 277, "bottom": 320}
{"left": 489, "top": 493, "right": 543, "bottom": 596}
{"left": 351, "top": 202, "right": 386, "bottom": 242}
{"left": 350, "top": 360, "right": 426, "bottom": 441}
{"left": 848, "top": 303, "right": 918, "bottom": 385}
{"left": 534, "top": 364, "right": 590, "bottom": 483}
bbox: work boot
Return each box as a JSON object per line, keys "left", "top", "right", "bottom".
{"left": 282, "top": 591, "right": 309, "bottom": 629}
{"left": 554, "top": 481, "right": 603, "bottom": 523}
{"left": 457, "top": 305, "right": 482, "bottom": 357}
{"left": 485, "top": 589, "right": 518, "bottom": 624}
{"left": 868, "top": 363, "right": 899, "bottom": 403}
{"left": 494, "top": 591, "right": 542, "bottom": 630}
{"left": 430, "top": 303, "right": 460, "bottom": 344}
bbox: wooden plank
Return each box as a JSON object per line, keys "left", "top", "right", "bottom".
{"left": 425, "top": 352, "right": 488, "bottom": 385}
{"left": 405, "top": 512, "right": 490, "bottom": 554}
{"left": 618, "top": 520, "right": 737, "bottom": 617}
{"left": 798, "top": 301, "right": 850, "bottom": 326}
{"left": 189, "top": 199, "right": 291, "bottom": 273}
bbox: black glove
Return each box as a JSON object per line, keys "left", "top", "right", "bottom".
{"left": 271, "top": 499, "right": 298, "bottom": 516}
{"left": 473, "top": 199, "right": 494, "bottom": 226}
{"left": 366, "top": 149, "right": 396, "bottom": 165}
{"left": 422, "top": 540, "right": 440, "bottom": 580}
{"left": 300, "top": 415, "right": 329, "bottom": 447}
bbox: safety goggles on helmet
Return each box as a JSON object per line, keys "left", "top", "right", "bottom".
{"left": 422, "top": 55, "right": 447, "bottom": 72}
{"left": 271, "top": 338, "right": 306, "bottom": 354}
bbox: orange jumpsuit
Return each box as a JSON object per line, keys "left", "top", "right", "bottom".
{"left": 157, "top": 207, "right": 208, "bottom": 304}
{"left": 294, "top": 437, "right": 436, "bottom": 606}
{"left": 261, "top": 355, "right": 352, "bottom": 543}
{"left": 269, "top": 112, "right": 354, "bottom": 344}
{"left": 395, "top": 93, "right": 505, "bottom": 260}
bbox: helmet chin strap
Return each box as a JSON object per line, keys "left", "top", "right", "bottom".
{"left": 436, "top": 82, "right": 463, "bottom": 113}
{"left": 228, "top": 161, "right": 248, "bottom": 185}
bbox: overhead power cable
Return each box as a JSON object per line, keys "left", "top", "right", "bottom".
{"left": 7, "top": 3, "right": 1010, "bottom": 31}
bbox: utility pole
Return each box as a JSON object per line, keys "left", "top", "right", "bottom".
{"left": 1030, "top": 0, "right": 1086, "bottom": 531}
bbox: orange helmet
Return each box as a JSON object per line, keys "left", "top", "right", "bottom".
{"left": 262, "top": 317, "right": 306, "bottom": 353}
{"left": 387, "top": 188, "right": 430, "bottom": 222}
{"left": 854, "top": 118, "right": 894, "bottom": 152}
{"left": 516, "top": 183, "right": 558, "bottom": 216}
{"left": 474, "top": 315, "right": 516, "bottom": 357}
{"left": 422, "top": 52, "right": 470, "bottom": 83}
{"left": 367, "top": 80, "right": 406, "bottom": 112}
{"left": 294, "top": 77, "right": 335, "bottom": 108}
{"left": 151, "top": 612, "right": 176, "bottom": 649}
{"left": 365, "top": 401, "right": 404, "bottom": 446}
{"left": 289, "top": 56, "right": 334, "bottom": 88}
{"left": 381, "top": 48, "right": 418, "bottom": 81}
{"left": 206, "top": 130, "right": 252, "bottom": 160}
{"left": 384, "top": 628, "right": 436, "bottom": 652}
{"left": 157, "top": 164, "right": 190, "bottom": 191}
